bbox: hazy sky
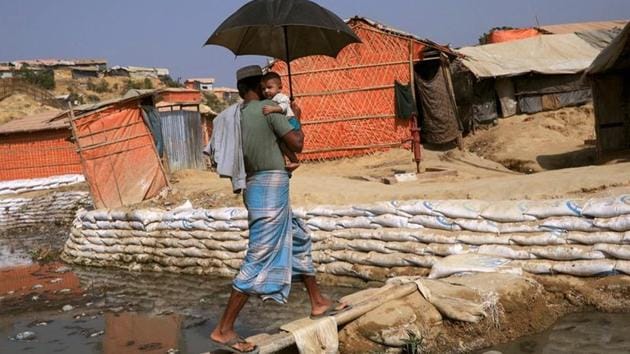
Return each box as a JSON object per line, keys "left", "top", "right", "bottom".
{"left": 1, "top": 0, "right": 628, "bottom": 86}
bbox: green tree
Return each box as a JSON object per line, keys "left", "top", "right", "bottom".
{"left": 478, "top": 26, "right": 515, "bottom": 45}
{"left": 160, "top": 75, "right": 183, "bottom": 88}
{"left": 203, "top": 92, "right": 228, "bottom": 112}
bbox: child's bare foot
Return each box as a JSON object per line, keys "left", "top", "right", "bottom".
{"left": 285, "top": 162, "right": 300, "bottom": 172}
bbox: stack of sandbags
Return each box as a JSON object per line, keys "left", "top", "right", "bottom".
{"left": 0, "top": 174, "right": 85, "bottom": 195}
{"left": 62, "top": 195, "right": 630, "bottom": 281}
{"left": 1, "top": 191, "right": 91, "bottom": 231}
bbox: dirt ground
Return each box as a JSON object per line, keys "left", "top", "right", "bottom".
{"left": 147, "top": 104, "right": 629, "bottom": 209}
{"left": 466, "top": 105, "right": 597, "bottom": 173}
{"left": 0, "top": 93, "right": 60, "bottom": 125}
{"left": 338, "top": 273, "right": 630, "bottom": 353}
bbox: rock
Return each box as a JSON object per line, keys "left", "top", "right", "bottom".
{"left": 483, "top": 351, "right": 503, "bottom": 354}
{"left": 58, "top": 288, "right": 71, "bottom": 294}
{"left": 62, "top": 305, "right": 74, "bottom": 312}
{"left": 15, "top": 331, "right": 36, "bottom": 341}
{"left": 88, "top": 330, "right": 104, "bottom": 338}
{"left": 55, "top": 266, "right": 71, "bottom": 273}
{"left": 32, "top": 284, "right": 43, "bottom": 289}
{"left": 50, "top": 278, "right": 63, "bottom": 284}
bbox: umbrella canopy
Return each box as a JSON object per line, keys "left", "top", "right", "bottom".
{"left": 205, "top": 0, "right": 361, "bottom": 98}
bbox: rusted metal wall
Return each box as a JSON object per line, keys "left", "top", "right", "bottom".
{"left": 159, "top": 110, "right": 205, "bottom": 172}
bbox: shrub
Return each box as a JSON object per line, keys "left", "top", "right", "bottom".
{"left": 160, "top": 75, "right": 183, "bottom": 88}
{"left": 203, "top": 92, "right": 227, "bottom": 112}
{"left": 17, "top": 65, "right": 55, "bottom": 90}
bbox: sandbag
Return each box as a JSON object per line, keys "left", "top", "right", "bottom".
{"left": 456, "top": 233, "right": 511, "bottom": 245}
{"left": 524, "top": 199, "right": 583, "bottom": 218}
{"left": 581, "top": 195, "right": 630, "bottom": 218}
{"left": 518, "top": 260, "right": 554, "bottom": 274}
{"left": 552, "top": 260, "right": 615, "bottom": 276}
{"left": 481, "top": 201, "right": 536, "bottom": 222}
{"left": 307, "top": 217, "right": 340, "bottom": 231}
{"left": 429, "top": 253, "right": 522, "bottom": 279}
{"left": 510, "top": 232, "right": 567, "bottom": 246}
{"left": 528, "top": 245, "right": 604, "bottom": 261}
{"left": 397, "top": 200, "right": 441, "bottom": 216}
{"left": 206, "top": 207, "right": 248, "bottom": 221}
{"left": 541, "top": 217, "right": 600, "bottom": 232}
{"left": 567, "top": 232, "right": 624, "bottom": 245}
{"left": 477, "top": 245, "right": 532, "bottom": 260}
{"left": 432, "top": 200, "right": 489, "bottom": 219}
{"left": 336, "top": 216, "right": 379, "bottom": 229}
{"left": 593, "top": 244, "right": 630, "bottom": 260}
{"left": 371, "top": 214, "right": 409, "bottom": 228}
{"left": 454, "top": 219, "right": 499, "bottom": 234}
{"left": 409, "top": 215, "right": 461, "bottom": 231}
{"left": 593, "top": 215, "right": 630, "bottom": 232}
{"left": 353, "top": 201, "right": 400, "bottom": 216}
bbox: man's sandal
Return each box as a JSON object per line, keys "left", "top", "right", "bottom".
{"left": 211, "top": 336, "right": 259, "bottom": 354}
{"left": 309, "top": 301, "right": 352, "bottom": 320}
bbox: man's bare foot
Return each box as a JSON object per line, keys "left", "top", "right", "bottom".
{"left": 285, "top": 162, "right": 300, "bottom": 172}
{"left": 210, "top": 328, "right": 257, "bottom": 353}
{"left": 310, "top": 297, "right": 349, "bottom": 318}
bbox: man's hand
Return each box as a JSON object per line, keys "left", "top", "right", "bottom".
{"left": 263, "top": 105, "right": 282, "bottom": 115}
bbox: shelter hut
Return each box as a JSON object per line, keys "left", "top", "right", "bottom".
{"left": 268, "top": 16, "right": 460, "bottom": 159}
{"left": 454, "top": 33, "right": 607, "bottom": 125}
{"left": 154, "top": 88, "right": 207, "bottom": 173}
{"left": 587, "top": 23, "right": 630, "bottom": 159}
{"left": 0, "top": 111, "right": 81, "bottom": 181}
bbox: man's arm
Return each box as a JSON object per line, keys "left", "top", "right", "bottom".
{"left": 280, "top": 130, "right": 304, "bottom": 153}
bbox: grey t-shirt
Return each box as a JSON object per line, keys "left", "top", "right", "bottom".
{"left": 240, "top": 100, "right": 294, "bottom": 174}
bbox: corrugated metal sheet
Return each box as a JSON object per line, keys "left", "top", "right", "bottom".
{"left": 539, "top": 20, "right": 628, "bottom": 34}
{"left": 159, "top": 110, "right": 205, "bottom": 172}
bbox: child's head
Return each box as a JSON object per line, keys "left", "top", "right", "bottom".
{"left": 262, "top": 72, "right": 283, "bottom": 99}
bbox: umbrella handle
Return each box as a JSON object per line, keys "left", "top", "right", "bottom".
{"left": 283, "top": 26, "right": 294, "bottom": 101}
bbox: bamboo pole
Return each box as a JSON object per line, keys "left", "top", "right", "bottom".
{"left": 301, "top": 142, "right": 403, "bottom": 155}
{"left": 249, "top": 283, "right": 419, "bottom": 354}
{"left": 301, "top": 114, "right": 396, "bottom": 126}
{"left": 295, "top": 84, "right": 394, "bottom": 98}
{"left": 280, "top": 59, "right": 419, "bottom": 77}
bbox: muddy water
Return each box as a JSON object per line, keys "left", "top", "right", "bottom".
{"left": 481, "top": 311, "right": 630, "bottom": 354}
{"left": 0, "top": 231, "right": 355, "bottom": 354}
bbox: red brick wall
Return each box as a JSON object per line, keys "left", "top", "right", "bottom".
{"left": 0, "top": 129, "right": 82, "bottom": 181}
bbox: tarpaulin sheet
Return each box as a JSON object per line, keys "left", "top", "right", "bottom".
{"left": 488, "top": 28, "right": 540, "bottom": 44}
{"left": 73, "top": 103, "right": 168, "bottom": 209}
{"left": 458, "top": 33, "right": 601, "bottom": 78}
{"left": 588, "top": 23, "right": 630, "bottom": 74}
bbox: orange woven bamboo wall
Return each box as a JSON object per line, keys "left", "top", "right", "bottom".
{"left": 270, "top": 20, "right": 425, "bottom": 160}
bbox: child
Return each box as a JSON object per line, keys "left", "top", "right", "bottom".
{"left": 261, "top": 71, "right": 300, "bottom": 172}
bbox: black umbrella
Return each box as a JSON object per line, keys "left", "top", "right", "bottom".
{"left": 204, "top": 0, "right": 361, "bottom": 99}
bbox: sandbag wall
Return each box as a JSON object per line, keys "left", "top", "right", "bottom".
{"left": 0, "top": 191, "right": 91, "bottom": 232}
{"left": 0, "top": 174, "right": 85, "bottom": 195}
{"left": 62, "top": 196, "right": 630, "bottom": 281}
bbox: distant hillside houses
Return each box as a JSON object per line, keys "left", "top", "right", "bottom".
{"left": 108, "top": 66, "right": 170, "bottom": 79}
{"left": 0, "top": 59, "right": 170, "bottom": 81}
{"left": 184, "top": 77, "right": 215, "bottom": 91}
